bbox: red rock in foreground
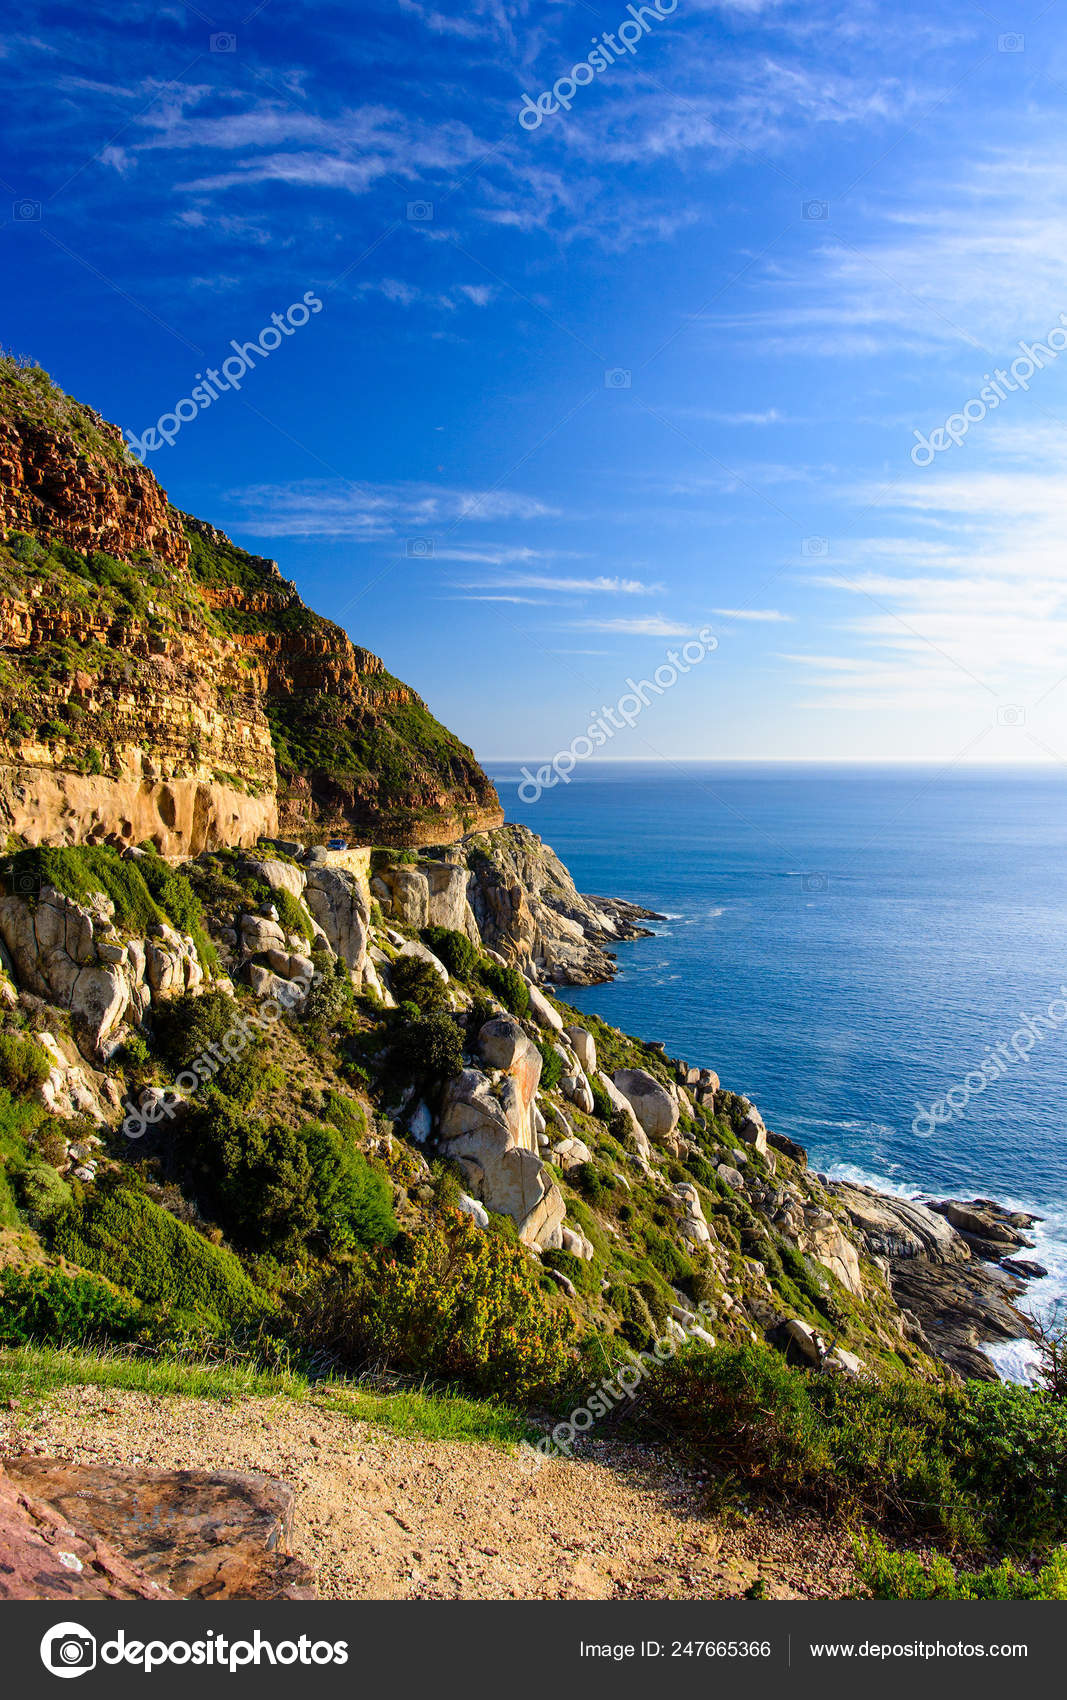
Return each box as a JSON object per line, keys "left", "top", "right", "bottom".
{"left": 0, "top": 1458, "right": 316, "bottom": 1601}
{"left": 0, "top": 1460, "right": 172, "bottom": 1600}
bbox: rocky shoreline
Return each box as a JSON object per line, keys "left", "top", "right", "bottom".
{"left": 827, "top": 1184, "right": 1039, "bottom": 1381}
{"left": 567, "top": 888, "right": 1043, "bottom": 1386}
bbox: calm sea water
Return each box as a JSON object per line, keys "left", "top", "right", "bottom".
{"left": 485, "top": 761, "right": 1067, "bottom": 1373}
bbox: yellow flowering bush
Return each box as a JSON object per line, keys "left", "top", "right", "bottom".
{"left": 308, "top": 1212, "right": 578, "bottom": 1402}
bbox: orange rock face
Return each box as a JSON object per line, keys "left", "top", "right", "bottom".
{"left": 0, "top": 367, "right": 503, "bottom": 851}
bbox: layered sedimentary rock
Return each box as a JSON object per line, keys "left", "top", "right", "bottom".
{"left": 0, "top": 361, "right": 501, "bottom": 852}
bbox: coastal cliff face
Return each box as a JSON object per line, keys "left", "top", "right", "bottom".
{"left": 0, "top": 359, "right": 502, "bottom": 853}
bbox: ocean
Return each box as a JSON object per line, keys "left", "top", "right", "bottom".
{"left": 485, "top": 761, "right": 1067, "bottom": 1378}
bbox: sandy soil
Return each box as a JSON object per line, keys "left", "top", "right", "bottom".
{"left": 0, "top": 1387, "right": 860, "bottom": 1600}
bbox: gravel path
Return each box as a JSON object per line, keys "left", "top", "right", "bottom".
{"left": 0, "top": 1387, "right": 859, "bottom": 1600}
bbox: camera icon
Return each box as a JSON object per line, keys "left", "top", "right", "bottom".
{"left": 605, "top": 368, "right": 632, "bottom": 389}
{"left": 6, "top": 866, "right": 42, "bottom": 897}
{"left": 996, "top": 703, "right": 1025, "bottom": 727}
{"left": 997, "top": 32, "right": 1024, "bottom": 51}
{"left": 407, "top": 201, "right": 434, "bottom": 222}
{"left": 803, "top": 200, "right": 829, "bottom": 220}
{"left": 210, "top": 31, "right": 237, "bottom": 51}
{"left": 13, "top": 199, "right": 41, "bottom": 221}
{"left": 405, "top": 538, "right": 435, "bottom": 558}
{"left": 40, "top": 1622, "right": 97, "bottom": 1679}
{"left": 801, "top": 872, "right": 829, "bottom": 895}
{"left": 802, "top": 536, "right": 829, "bottom": 556}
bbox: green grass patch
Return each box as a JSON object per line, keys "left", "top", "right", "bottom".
{"left": 0, "top": 1343, "right": 529, "bottom": 1448}
{"left": 316, "top": 1385, "right": 529, "bottom": 1447}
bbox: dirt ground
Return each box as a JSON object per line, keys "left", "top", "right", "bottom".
{"left": 0, "top": 1386, "right": 860, "bottom": 1600}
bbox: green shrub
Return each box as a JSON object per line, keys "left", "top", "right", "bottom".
{"left": 946, "top": 1381, "right": 1067, "bottom": 1548}
{"left": 479, "top": 962, "right": 530, "bottom": 1018}
{"left": 607, "top": 1280, "right": 656, "bottom": 1349}
{"left": 120, "top": 1033, "right": 152, "bottom": 1073}
{"left": 270, "top": 887, "right": 312, "bottom": 942}
{"left": 4, "top": 845, "right": 214, "bottom": 970}
{"left": 322, "top": 1091, "right": 365, "bottom": 1137}
{"left": 303, "top": 955, "right": 354, "bottom": 1031}
{"left": 0, "top": 1266, "right": 143, "bottom": 1346}
{"left": 536, "top": 1037, "right": 563, "bottom": 1092}
{"left": 300, "top": 1212, "right": 577, "bottom": 1402}
{"left": 298, "top": 1121, "right": 398, "bottom": 1253}
{"left": 137, "top": 851, "right": 217, "bottom": 971}
{"left": 542, "top": 1246, "right": 599, "bottom": 1294}
{"left": 858, "top": 1534, "right": 1067, "bottom": 1600}
{"left": 388, "top": 1010, "right": 464, "bottom": 1086}
{"left": 573, "top": 1160, "right": 608, "bottom": 1203}
{"left": 590, "top": 1076, "right": 615, "bottom": 1122}
{"left": 390, "top": 954, "right": 450, "bottom": 1012}
{"left": 422, "top": 927, "right": 478, "bottom": 978}
{"left": 643, "top": 1342, "right": 1067, "bottom": 1550}
{"left": 13, "top": 1159, "right": 72, "bottom": 1222}
{"left": 0, "top": 1033, "right": 51, "bottom": 1094}
{"left": 154, "top": 989, "right": 263, "bottom": 1105}
{"left": 52, "top": 1182, "right": 271, "bottom": 1332}
{"left": 181, "top": 1095, "right": 397, "bottom": 1258}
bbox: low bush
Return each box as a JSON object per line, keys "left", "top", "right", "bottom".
{"left": 0, "top": 1033, "right": 51, "bottom": 1094}
{"left": 388, "top": 1010, "right": 464, "bottom": 1087}
{"left": 590, "top": 1076, "right": 615, "bottom": 1122}
{"left": 422, "top": 926, "right": 478, "bottom": 978}
{"left": 858, "top": 1534, "right": 1067, "bottom": 1600}
{"left": 52, "top": 1182, "right": 272, "bottom": 1333}
{"left": 479, "top": 962, "right": 530, "bottom": 1018}
{"left": 13, "top": 1159, "right": 72, "bottom": 1222}
{"left": 535, "top": 1037, "right": 563, "bottom": 1092}
{"left": 303, "top": 955, "right": 354, "bottom": 1031}
{"left": 153, "top": 989, "right": 264, "bottom": 1105}
{"left": 181, "top": 1095, "right": 397, "bottom": 1258}
{"left": 642, "top": 1342, "right": 1067, "bottom": 1550}
{"left": 271, "top": 887, "right": 313, "bottom": 941}
{"left": 300, "top": 1212, "right": 578, "bottom": 1402}
{"left": 0, "top": 1267, "right": 143, "bottom": 1347}
{"left": 389, "top": 954, "right": 449, "bottom": 1012}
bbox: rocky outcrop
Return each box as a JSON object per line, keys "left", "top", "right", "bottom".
{"left": 456, "top": 824, "right": 660, "bottom": 984}
{"left": 437, "top": 1016, "right": 565, "bottom": 1247}
{"left": 304, "top": 865, "right": 371, "bottom": 981}
{"left": 612, "top": 1068, "right": 679, "bottom": 1146}
{"left": 371, "top": 860, "right": 479, "bottom": 938}
{"left": 2, "top": 1458, "right": 315, "bottom": 1600}
{"left": 830, "top": 1183, "right": 969, "bottom": 1266}
{"left": 0, "top": 885, "right": 203, "bottom": 1057}
{"left": 928, "top": 1197, "right": 1039, "bottom": 1263}
{"left": 565, "top": 1025, "right": 597, "bottom": 1074}
{"left": 830, "top": 1180, "right": 1035, "bottom": 1379}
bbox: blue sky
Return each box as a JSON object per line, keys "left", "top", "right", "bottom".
{"left": 6, "top": 0, "right": 1067, "bottom": 767}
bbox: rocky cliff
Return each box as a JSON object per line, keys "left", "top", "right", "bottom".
{"left": 0, "top": 358, "right": 502, "bottom": 852}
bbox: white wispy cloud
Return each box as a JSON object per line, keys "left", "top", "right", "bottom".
{"left": 224, "top": 479, "right": 555, "bottom": 539}
{"left": 712, "top": 606, "right": 792, "bottom": 621}
{"left": 459, "top": 573, "right": 662, "bottom": 596}
{"left": 572, "top": 614, "right": 703, "bottom": 637}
